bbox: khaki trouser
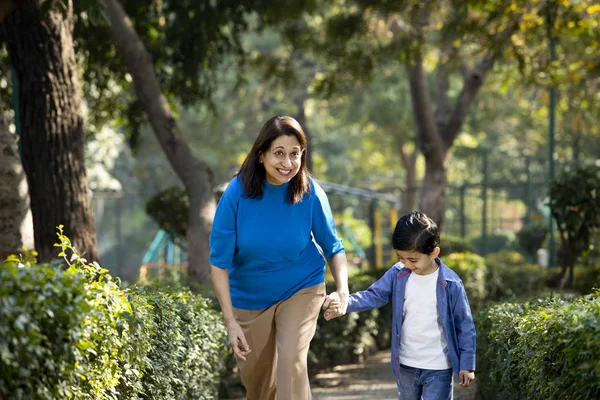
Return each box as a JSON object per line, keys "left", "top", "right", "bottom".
{"left": 233, "top": 282, "right": 326, "bottom": 400}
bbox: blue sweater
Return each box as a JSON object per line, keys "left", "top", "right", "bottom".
{"left": 210, "top": 176, "right": 345, "bottom": 310}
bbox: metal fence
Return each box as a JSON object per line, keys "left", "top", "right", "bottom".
{"left": 442, "top": 147, "right": 551, "bottom": 242}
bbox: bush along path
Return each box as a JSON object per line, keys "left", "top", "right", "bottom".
{"left": 0, "top": 227, "right": 227, "bottom": 399}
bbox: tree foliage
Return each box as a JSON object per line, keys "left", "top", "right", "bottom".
{"left": 549, "top": 164, "right": 600, "bottom": 287}
{"left": 74, "top": 0, "right": 318, "bottom": 145}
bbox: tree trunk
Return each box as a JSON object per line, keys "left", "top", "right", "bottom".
{"left": 294, "top": 90, "right": 313, "bottom": 172}
{"left": 418, "top": 153, "right": 449, "bottom": 227}
{"left": 405, "top": 56, "right": 448, "bottom": 226}
{"left": 0, "top": 0, "right": 98, "bottom": 262}
{"left": 405, "top": 51, "right": 494, "bottom": 229}
{"left": 104, "top": 0, "right": 216, "bottom": 284}
{"left": 398, "top": 144, "right": 418, "bottom": 214}
{"left": 0, "top": 100, "right": 34, "bottom": 260}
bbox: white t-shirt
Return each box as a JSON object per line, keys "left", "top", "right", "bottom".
{"left": 398, "top": 268, "right": 451, "bottom": 370}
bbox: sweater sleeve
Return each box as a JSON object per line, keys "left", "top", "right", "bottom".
{"left": 311, "top": 180, "right": 345, "bottom": 258}
{"left": 209, "top": 178, "right": 239, "bottom": 269}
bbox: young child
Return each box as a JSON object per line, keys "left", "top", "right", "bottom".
{"left": 323, "top": 211, "right": 476, "bottom": 400}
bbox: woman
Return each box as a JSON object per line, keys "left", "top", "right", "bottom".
{"left": 210, "top": 116, "right": 349, "bottom": 400}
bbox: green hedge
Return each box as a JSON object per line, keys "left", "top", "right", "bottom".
{"left": 484, "top": 251, "right": 548, "bottom": 302}
{"left": 440, "top": 234, "right": 474, "bottom": 255}
{"left": 309, "top": 274, "right": 381, "bottom": 372}
{"left": 470, "top": 231, "right": 517, "bottom": 255}
{"left": 443, "top": 252, "right": 487, "bottom": 313}
{"left": 476, "top": 290, "right": 600, "bottom": 400}
{"left": 123, "top": 288, "right": 227, "bottom": 399}
{"left": 0, "top": 253, "right": 131, "bottom": 399}
{"left": 573, "top": 264, "right": 600, "bottom": 294}
{"left": 0, "top": 230, "right": 226, "bottom": 399}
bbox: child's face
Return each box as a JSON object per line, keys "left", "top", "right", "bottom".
{"left": 395, "top": 247, "right": 440, "bottom": 275}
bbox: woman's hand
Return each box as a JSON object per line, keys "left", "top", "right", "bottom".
{"left": 334, "top": 288, "right": 349, "bottom": 314}
{"left": 326, "top": 252, "right": 349, "bottom": 316}
{"left": 226, "top": 320, "right": 251, "bottom": 361}
{"left": 322, "top": 291, "right": 347, "bottom": 320}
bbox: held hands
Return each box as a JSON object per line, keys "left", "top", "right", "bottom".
{"left": 226, "top": 320, "right": 251, "bottom": 361}
{"left": 322, "top": 289, "right": 348, "bottom": 321}
{"left": 459, "top": 370, "right": 475, "bottom": 387}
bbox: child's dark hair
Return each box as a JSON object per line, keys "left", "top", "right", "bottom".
{"left": 392, "top": 211, "right": 440, "bottom": 254}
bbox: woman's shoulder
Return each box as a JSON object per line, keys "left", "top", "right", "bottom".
{"left": 308, "top": 177, "right": 325, "bottom": 198}
{"left": 221, "top": 175, "right": 243, "bottom": 198}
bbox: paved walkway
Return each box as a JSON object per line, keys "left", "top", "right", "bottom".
{"left": 312, "top": 350, "right": 476, "bottom": 400}
{"left": 224, "top": 350, "right": 477, "bottom": 400}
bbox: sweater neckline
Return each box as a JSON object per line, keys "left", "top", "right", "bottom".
{"left": 264, "top": 180, "right": 290, "bottom": 191}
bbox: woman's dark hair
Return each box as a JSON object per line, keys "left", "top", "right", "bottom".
{"left": 392, "top": 211, "right": 440, "bottom": 254}
{"left": 237, "top": 116, "right": 311, "bottom": 204}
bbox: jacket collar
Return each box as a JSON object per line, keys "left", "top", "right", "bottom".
{"left": 395, "top": 257, "right": 453, "bottom": 287}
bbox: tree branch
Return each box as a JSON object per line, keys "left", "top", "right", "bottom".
{"left": 398, "top": 143, "right": 417, "bottom": 172}
{"left": 406, "top": 54, "right": 443, "bottom": 162}
{"left": 103, "top": 0, "right": 210, "bottom": 187}
{"left": 401, "top": 1, "right": 445, "bottom": 163}
{"left": 435, "top": 42, "right": 454, "bottom": 134}
{"left": 440, "top": 15, "right": 524, "bottom": 150}
{"left": 440, "top": 54, "right": 495, "bottom": 150}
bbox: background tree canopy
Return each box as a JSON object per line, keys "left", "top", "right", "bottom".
{"left": 0, "top": 0, "right": 598, "bottom": 282}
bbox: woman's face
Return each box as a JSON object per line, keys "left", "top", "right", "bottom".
{"left": 259, "top": 135, "right": 303, "bottom": 186}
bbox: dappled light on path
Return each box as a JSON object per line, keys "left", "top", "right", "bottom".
{"left": 224, "top": 350, "right": 477, "bottom": 399}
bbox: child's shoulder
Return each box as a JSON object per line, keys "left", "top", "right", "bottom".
{"left": 438, "top": 259, "right": 464, "bottom": 283}
{"left": 391, "top": 261, "right": 407, "bottom": 274}
{"left": 374, "top": 262, "right": 406, "bottom": 280}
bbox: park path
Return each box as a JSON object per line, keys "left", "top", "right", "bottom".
{"left": 224, "top": 349, "right": 477, "bottom": 400}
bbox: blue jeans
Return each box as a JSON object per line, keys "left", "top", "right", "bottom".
{"left": 396, "top": 364, "right": 453, "bottom": 400}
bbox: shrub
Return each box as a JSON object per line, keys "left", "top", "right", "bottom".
{"left": 0, "top": 235, "right": 131, "bottom": 399}
{"left": 484, "top": 251, "right": 548, "bottom": 302}
{"left": 470, "top": 230, "right": 516, "bottom": 255}
{"left": 145, "top": 186, "right": 189, "bottom": 243}
{"left": 360, "top": 267, "right": 394, "bottom": 349}
{"left": 476, "top": 291, "right": 600, "bottom": 400}
{"left": 0, "top": 228, "right": 227, "bottom": 400}
{"left": 573, "top": 264, "right": 600, "bottom": 295}
{"left": 516, "top": 223, "right": 547, "bottom": 261}
{"left": 309, "top": 274, "right": 380, "bottom": 371}
{"left": 548, "top": 165, "right": 600, "bottom": 288}
{"left": 443, "top": 252, "right": 487, "bottom": 313}
{"left": 124, "top": 288, "right": 228, "bottom": 399}
{"left": 440, "top": 234, "right": 474, "bottom": 256}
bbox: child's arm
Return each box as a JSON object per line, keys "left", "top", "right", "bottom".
{"left": 347, "top": 267, "right": 396, "bottom": 312}
{"left": 453, "top": 282, "right": 477, "bottom": 385}
{"left": 323, "top": 266, "right": 397, "bottom": 320}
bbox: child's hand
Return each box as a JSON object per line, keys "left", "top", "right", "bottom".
{"left": 459, "top": 370, "right": 475, "bottom": 387}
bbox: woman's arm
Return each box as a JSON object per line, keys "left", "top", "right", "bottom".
{"left": 327, "top": 252, "right": 350, "bottom": 313}
{"left": 211, "top": 265, "right": 250, "bottom": 361}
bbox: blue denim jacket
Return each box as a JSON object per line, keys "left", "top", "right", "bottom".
{"left": 347, "top": 258, "right": 476, "bottom": 378}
